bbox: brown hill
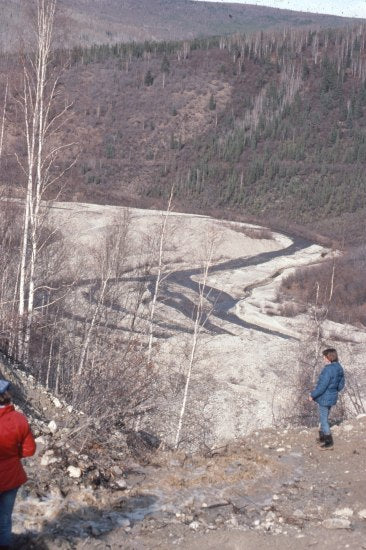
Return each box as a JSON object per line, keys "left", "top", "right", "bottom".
{"left": 4, "top": 24, "right": 366, "bottom": 244}
{"left": 0, "top": 0, "right": 362, "bottom": 52}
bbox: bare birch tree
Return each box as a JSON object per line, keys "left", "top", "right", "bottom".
{"left": 77, "top": 214, "right": 130, "bottom": 377}
{"left": 147, "top": 185, "right": 174, "bottom": 364}
{"left": 16, "top": 0, "right": 76, "bottom": 362}
{"left": 0, "top": 78, "right": 8, "bottom": 164}
{"left": 174, "top": 237, "right": 215, "bottom": 449}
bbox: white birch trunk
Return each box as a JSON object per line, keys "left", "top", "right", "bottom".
{"left": 0, "top": 78, "right": 8, "bottom": 163}
{"left": 174, "top": 241, "right": 214, "bottom": 449}
{"left": 18, "top": 0, "right": 62, "bottom": 362}
{"left": 147, "top": 186, "right": 174, "bottom": 364}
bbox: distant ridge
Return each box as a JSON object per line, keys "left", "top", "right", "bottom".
{"left": 0, "top": 0, "right": 363, "bottom": 51}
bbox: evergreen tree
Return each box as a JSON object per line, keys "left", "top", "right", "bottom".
{"left": 144, "top": 70, "right": 154, "bottom": 86}
{"left": 208, "top": 93, "right": 216, "bottom": 111}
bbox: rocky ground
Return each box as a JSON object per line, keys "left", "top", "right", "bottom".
{"left": 2, "top": 354, "right": 366, "bottom": 550}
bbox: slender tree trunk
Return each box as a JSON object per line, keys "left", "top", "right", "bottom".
{"left": 0, "top": 78, "right": 8, "bottom": 162}
{"left": 174, "top": 240, "right": 214, "bottom": 449}
{"left": 147, "top": 186, "right": 174, "bottom": 363}
{"left": 77, "top": 278, "right": 108, "bottom": 377}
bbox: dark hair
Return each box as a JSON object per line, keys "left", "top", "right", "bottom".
{"left": 322, "top": 348, "right": 338, "bottom": 362}
{"left": 0, "top": 392, "right": 11, "bottom": 405}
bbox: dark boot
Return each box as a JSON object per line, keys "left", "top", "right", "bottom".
{"left": 316, "top": 430, "right": 325, "bottom": 444}
{"left": 320, "top": 434, "right": 333, "bottom": 450}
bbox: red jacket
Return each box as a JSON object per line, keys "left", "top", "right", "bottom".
{"left": 0, "top": 405, "right": 36, "bottom": 492}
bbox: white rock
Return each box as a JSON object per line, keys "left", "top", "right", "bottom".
{"left": 67, "top": 405, "right": 73, "bottom": 413}
{"left": 333, "top": 508, "right": 353, "bottom": 518}
{"left": 356, "top": 414, "right": 366, "bottom": 420}
{"left": 67, "top": 466, "right": 82, "bottom": 478}
{"left": 323, "top": 518, "right": 351, "bottom": 529}
{"left": 358, "top": 509, "right": 366, "bottom": 519}
{"left": 115, "top": 479, "right": 127, "bottom": 489}
{"left": 118, "top": 518, "right": 130, "bottom": 528}
{"left": 272, "top": 494, "right": 279, "bottom": 501}
{"left": 41, "top": 454, "right": 59, "bottom": 466}
{"left": 48, "top": 420, "right": 57, "bottom": 434}
{"left": 52, "top": 397, "right": 62, "bottom": 408}
{"left": 189, "top": 521, "right": 200, "bottom": 530}
{"left": 342, "top": 424, "right": 353, "bottom": 432}
{"left": 35, "top": 436, "right": 46, "bottom": 444}
{"left": 276, "top": 448, "right": 285, "bottom": 453}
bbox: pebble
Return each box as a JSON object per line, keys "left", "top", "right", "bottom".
{"left": 118, "top": 518, "right": 131, "bottom": 528}
{"left": 48, "top": 420, "right": 57, "bottom": 434}
{"left": 115, "top": 479, "right": 127, "bottom": 489}
{"left": 67, "top": 466, "right": 82, "bottom": 478}
{"left": 189, "top": 521, "right": 200, "bottom": 530}
{"left": 111, "top": 465, "right": 123, "bottom": 476}
{"left": 358, "top": 509, "right": 366, "bottom": 519}
{"left": 41, "top": 454, "right": 60, "bottom": 466}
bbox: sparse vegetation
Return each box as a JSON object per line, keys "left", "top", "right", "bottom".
{"left": 280, "top": 250, "right": 366, "bottom": 327}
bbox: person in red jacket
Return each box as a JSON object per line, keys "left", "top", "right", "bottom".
{"left": 0, "top": 379, "right": 36, "bottom": 549}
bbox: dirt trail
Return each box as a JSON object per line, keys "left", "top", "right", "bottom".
{"left": 14, "top": 415, "right": 366, "bottom": 549}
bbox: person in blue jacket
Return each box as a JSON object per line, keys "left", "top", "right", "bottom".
{"left": 309, "top": 348, "right": 345, "bottom": 450}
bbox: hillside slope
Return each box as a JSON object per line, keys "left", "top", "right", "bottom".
{"left": 0, "top": 0, "right": 362, "bottom": 51}
{"left": 3, "top": 25, "right": 366, "bottom": 244}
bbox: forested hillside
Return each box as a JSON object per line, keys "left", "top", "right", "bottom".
{"left": 2, "top": 25, "right": 366, "bottom": 243}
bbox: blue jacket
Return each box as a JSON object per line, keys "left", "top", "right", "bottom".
{"left": 311, "top": 362, "right": 345, "bottom": 406}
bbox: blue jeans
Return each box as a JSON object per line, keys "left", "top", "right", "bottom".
{"left": 0, "top": 487, "right": 19, "bottom": 546}
{"left": 318, "top": 404, "right": 331, "bottom": 435}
